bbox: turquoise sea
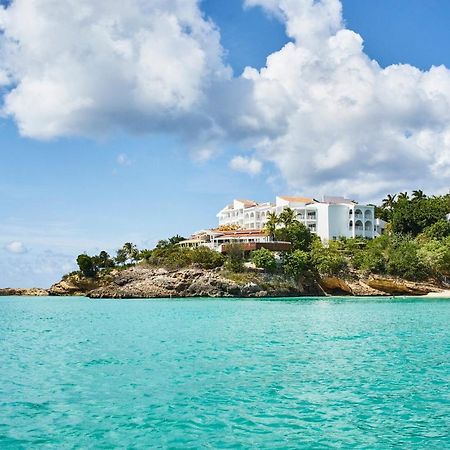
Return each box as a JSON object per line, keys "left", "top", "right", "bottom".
{"left": 0, "top": 296, "right": 449, "bottom": 449}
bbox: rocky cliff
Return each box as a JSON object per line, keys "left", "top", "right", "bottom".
{"left": 319, "top": 275, "right": 443, "bottom": 296}
{"left": 49, "top": 266, "right": 321, "bottom": 298}
{"left": 2, "top": 264, "right": 443, "bottom": 299}
{"left": 46, "top": 265, "right": 447, "bottom": 299}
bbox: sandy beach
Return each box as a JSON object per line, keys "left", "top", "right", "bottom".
{"left": 425, "top": 290, "right": 450, "bottom": 298}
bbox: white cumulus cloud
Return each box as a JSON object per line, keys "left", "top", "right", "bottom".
{"left": 229, "top": 155, "right": 263, "bottom": 175}
{"left": 1, "top": 0, "right": 450, "bottom": 200}
{"left": 236, "top": 0, "right": 450, "bottom": 199}
{"left": 0, "top": 0, "right": 230, "bottom": 139}
{"left": 4, "top": 240, "right": 28, "bottom": 254}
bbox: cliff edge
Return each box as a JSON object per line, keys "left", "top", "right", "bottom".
{"left": 49, "top": 266, "right": 321, "bottom": 298}
{"left": 46, "top": 265, "right": 446, "bottom": 298}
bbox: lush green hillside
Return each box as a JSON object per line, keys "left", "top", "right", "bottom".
{"left": 71, "top": 192, "right": 450, "bottom": 285}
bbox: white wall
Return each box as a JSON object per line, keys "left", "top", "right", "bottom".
{"left": 314, "top": 203, "right": 329, "bottom": 240}
{"left": 328, "top": 204, "right": 352, "bottom": 240}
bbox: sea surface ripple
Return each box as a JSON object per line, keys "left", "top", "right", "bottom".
{"left": 0, "top": 296, "right": 449, "bottom": 449}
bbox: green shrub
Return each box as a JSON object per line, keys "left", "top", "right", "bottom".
{"left": 422, "top": 219, "right": 450, "bottom": 241}
{"left": 417, "top": 238, "right": 450, "bottom": 276}
{"left": 190, "top": 247, "right": 225, "bottom": 269}
{"left": 92, "top": 251, "right": 115, "bottom": 271}
{"left": 356, "top": 235, "right": 390, "bottom": 274}
{"left": 76, "top": 254, "right": 97, "bottom": 278}
{"left": 146, "top": 246, "right": 192, "bottom": 269}
{"left": 387, "top": 238, "right": 428, "bottom": 280}
{"left": 310, "top": 241, "right": 348, "bottom": 276}
{"left": 251, "top": 248, "right": 277, "bottom": 272}
{"left": 139, "top": 245, "right": 226, "bottom": 270}
{"left": 225, "top": 243, "right": 245, "bottom": 273}
{"left": 138, "top": 249, "right": 153, "bottom": 261}
{"left": 283, "top": 250, "right": 310, "bottom": 279}
{"left": 274, "top": 222, "right": 314, "bottom": 251}
{"left": 391, "top": 196, "right": 449, "bottom": 236}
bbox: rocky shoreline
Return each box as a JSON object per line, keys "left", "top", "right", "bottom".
{"left": 2, "top": 265, "right": 446, "bottom": 299}
{"left": 48, "top": 266, "right": 322, "bottom": 299}
{"left": 0, "top": 287, "right": 49, "bottom": 296}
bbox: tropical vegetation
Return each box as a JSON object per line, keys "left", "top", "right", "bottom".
{"left": 73, "top": 191, "right": 450, "bottom": 285}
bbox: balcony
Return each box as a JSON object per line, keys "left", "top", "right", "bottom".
{"left": 355, "top": 209, "right": 363, "bottom": 220}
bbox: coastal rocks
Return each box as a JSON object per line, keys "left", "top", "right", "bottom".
{"left": 48, "top": 277, "right": 100, "bottom": 296}
{"left": 0, "top": 287, "right": 48, "bottom": 296}
{"left": 319, "top": 277, "right": 385, "bottom": 296}
{"left": 48, "top": 280, "right": 84, "bottom": 296}
{"left": 86, "top": 266, "right": 307, "bottom": 299}
{"left": 365, "top": 276, "right": 440, "bottom": 296}
{"left": 319, "top": 274, "right": 443, "bottom": 296}
{"left": 46, "top": 265, "right": 446, "bottom": 299}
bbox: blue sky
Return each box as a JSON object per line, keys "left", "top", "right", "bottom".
{"left": 1, "top": 0, "right": 450, "bottom": 287}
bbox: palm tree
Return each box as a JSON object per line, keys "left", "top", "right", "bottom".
{"left": 412, "top": 189, "right": 426, "bottom": 201}
{"left": 264, "top": 212, "right": 279, "bottom": 241}
{"left": 398, "top": 192, "right": 409, "bottom": 201}
{"left": 279, "top": 207, "right": 298, "bottom": 228}
{"left": 122, "top": 242, "right": 139, "bottom": 263}
{"left": 381, "top": 194, "right": 397, "bottom": 209}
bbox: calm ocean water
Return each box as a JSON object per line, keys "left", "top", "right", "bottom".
{"left": 0, "top": 296, "right": 449, "bottom": 449}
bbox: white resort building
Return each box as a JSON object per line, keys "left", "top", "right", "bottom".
{"left": 179, "top": 195, "right": 385, "bottom": 253}
{"left": 217, "top": 196, "right": 382, "bottom": 241}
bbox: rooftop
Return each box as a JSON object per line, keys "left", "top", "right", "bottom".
{"left": 236, "top": 199, "right": 258, "bottom": 207}
{"left": 278, "top": 196, "right": 317, "bottom": 203}
{"left": 217, "top": 229, "right": 268, "bottom": 237}
{"left": 322, "top": 195, "right": 356, "bottom": 205}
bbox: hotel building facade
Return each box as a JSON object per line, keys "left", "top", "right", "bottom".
{"left": 217, "top": 196, "right": 382, "bottom": 241}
